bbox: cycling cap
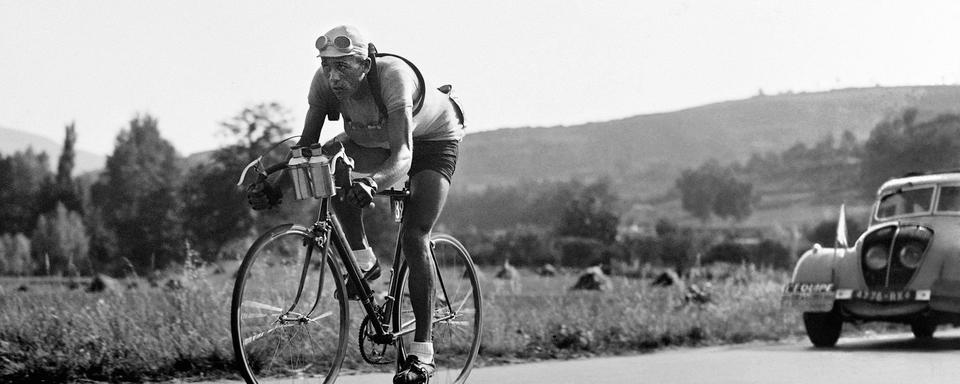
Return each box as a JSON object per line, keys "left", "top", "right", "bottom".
{"left": 316, "top": 25, "right": 369, "bottom": 58}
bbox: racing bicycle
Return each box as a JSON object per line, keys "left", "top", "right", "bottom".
{"left": 229, "top": 144, "right": 482, "bottom": 384}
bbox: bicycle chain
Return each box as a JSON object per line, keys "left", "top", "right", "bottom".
{"left": 358, "top": 308, "right": 394, "bottom": 365}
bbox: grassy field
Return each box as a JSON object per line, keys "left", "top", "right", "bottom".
{"left": 0, "top": 263, "right": 890, "bottom": 383}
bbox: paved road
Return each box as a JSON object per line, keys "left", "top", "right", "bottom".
{"left": 206, "top": 329, "right": 960, "bottom": 384}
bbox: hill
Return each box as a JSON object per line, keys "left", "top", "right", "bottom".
{"left": 6, "top": 85, "right": 960, "bottom": 194}
{"left": 0, "top": 126, "right": 105, "bottom": 174}
{"left": 455, "top": 85, "right": 960, "bottom": 196}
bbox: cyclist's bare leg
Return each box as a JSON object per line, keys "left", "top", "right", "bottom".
{"left": 402, "top": 169, "right": 450, "bottom": 342}
{"left": 323, "top": 139, "right": 389, "bottom": 250}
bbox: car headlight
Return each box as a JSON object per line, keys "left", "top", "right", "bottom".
{"left": 898, "top": 243, "right": 924, "bottom": 269}
{"left": 865, "top": 245, "right": 889, "bottom": 270}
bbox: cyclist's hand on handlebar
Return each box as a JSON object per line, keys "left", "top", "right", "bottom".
{"left": 246, "top": 177, "right": 282, "bottom": 210}
{"left": 345, "top": 177, "right": 377, "bottom": 208}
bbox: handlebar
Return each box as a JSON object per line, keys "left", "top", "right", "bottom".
{"left": 236, "top": 143, "right": 408, "bottom": 210}
{"left": 236, "top": 143, "right": 353, "bottom": 187}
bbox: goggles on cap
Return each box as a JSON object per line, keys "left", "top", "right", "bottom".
{"left": 316, "top": 35, "right": 354, "bottom": 54}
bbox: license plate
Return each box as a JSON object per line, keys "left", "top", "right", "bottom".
{"left": 782, "top": 283, "right": 836, "bottom": 312}
{"left": 851, "top": 290, "right": 916, "bottom": 303}
{"left": 783, "top": 283, "right": 835, "bottom": 294}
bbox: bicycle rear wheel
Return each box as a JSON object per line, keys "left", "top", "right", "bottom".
{"left": 231, "top": 224, "right": 350, "bottom": 384}
{"left": 393, "top": 233, "right": 482, "bottom": 384}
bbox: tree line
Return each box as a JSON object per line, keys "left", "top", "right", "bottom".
{"left": 674, "top": 109, "right": 960, "bottom": 222}
{"left": 0, "top": 104, "right": 304, "bottom": 276}
{"left": 1, "top": 107, "right": 958, "bottom": 276}
{"left": 446, "top": 108, "right": 960, "bottom": 271}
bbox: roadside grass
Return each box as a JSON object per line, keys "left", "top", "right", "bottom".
{"left": 0, "top": 264, "right": 898, "bottom": 382}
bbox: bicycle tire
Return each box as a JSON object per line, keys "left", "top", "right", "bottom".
{"left": 392, "top": 233, "right": 483, "bottom": 384}
{"left": 231, "top": 224, "right": 350, "bottom": 384}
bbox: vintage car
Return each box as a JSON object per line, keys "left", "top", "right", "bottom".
{"left": 782, "top": 171, "right": 960, "bottom": 347}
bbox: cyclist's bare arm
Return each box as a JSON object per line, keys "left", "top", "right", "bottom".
{"left": 367, "top": 105, "right": 414, "bottom": 189}
{"left": 298, "top": 105, "right": 327, "bottom": 147}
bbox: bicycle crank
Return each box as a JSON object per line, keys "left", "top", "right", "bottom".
{"left": 359, "top": 313, "right": 395, "bottom": 365}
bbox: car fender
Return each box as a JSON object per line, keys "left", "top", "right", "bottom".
{"left": 791, "top": 245, "right": 843, "bottom": 284}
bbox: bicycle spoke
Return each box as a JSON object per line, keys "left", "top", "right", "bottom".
{"left": 452, "top": 291, "right": 473, "bottom": 313}
{"left": 399, "top": 318, "right": 417, "bottom": 332}
{"left": 243, "top": 322, "right": 298, "bottom": 346}
{"left": 241, "top": 312, "right": 278, "bottom": 321}
{"left": 231, "top": 227, "right": 350, "bottom": 384}
{"left": 307, "top": 311, "right": 334, "bottom": 323}
{"left": 394, "top": 234, "right": 482, "bottom": 384}
{"left": 242, "top": 300, "right": 284, "bottom": 313}
{"left": 440, "top": 319, "right": 472, "bottom": 327}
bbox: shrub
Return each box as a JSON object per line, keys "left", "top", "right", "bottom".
{"left": 473, "top": 226, "right": 555, "bottom": 267}
{"left": 703, "top": 239, "right": 791, "bottom": 270}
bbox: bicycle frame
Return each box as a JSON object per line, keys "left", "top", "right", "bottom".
{"left": 241, "top": 145, "right": 467, "bottom": 371}
{"left": 281, "top": 186, "right": 460, "bottom": 360}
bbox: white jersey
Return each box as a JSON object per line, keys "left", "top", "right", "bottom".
{"left": 308, "top": 56, "right": 465, "bottom": 148}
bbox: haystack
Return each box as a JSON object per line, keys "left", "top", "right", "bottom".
{"left": 570, "top": 266, "right": 612, "bottom": 291}
{"left": 496, "top": 261, "right": 519, "bottom": 280}
{"left": 651, "top": 269, "right": 683, "bottom": 287}
{"left": 87, "top": 274, "right": 122, "bottom": 293}
{"left": 537, "top": 263, "right": 558, "bottom": 277}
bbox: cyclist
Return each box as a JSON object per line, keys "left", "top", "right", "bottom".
{"left": 247, "top": 24, "right": 464, "bottom": 384}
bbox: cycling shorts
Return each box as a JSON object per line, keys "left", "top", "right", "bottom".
{"left": 410, "top": 140, "right": 459, "bottom": 182}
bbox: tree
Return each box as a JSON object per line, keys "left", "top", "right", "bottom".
{"left": 860, "top": 110, "right": 960, "bottom": 197}
{"left": 554, "top": 178, "right": 620, "bottom": 243}
{"left": 90, "top": 114, "right": 183, "bottom": 274}
{"left": 478, "top": 226, "right": 555, "bottom": 266}
{"left": 219, "top": 102, "right": 295, "bottom": 160}
{"left": 712, "top": 176, "right": 754, "bottom": 221}
{"left": 676, "top": 160, "right": 756, "bottom": 222}
{"left": 0, "top": 233, "right": 33, "bottom": 275}
{"left": 838, "top": 130, "right": 859, "bottom": 157}
{"left": 675, "top": 161, "right": 721, "bottom": 221}
{"left": 181, "top": 103, "right": 295, "bottom": 259}
{"left": 180, "top": 163, "right": 256, "bottom": 260}
{"left": 83, "top": 206, "right": 118, "bottom": 273}
{"left": 56, "top": 122, "right": 77, "bottom": 185}
{"left": 38, "top": 123, "right": 84, "bottom": 215}
{"left": 0, "top": 148, "right": 53, "bottom": 234}
{"left": 31, "top": 203, "right": 89, "bottom": 276}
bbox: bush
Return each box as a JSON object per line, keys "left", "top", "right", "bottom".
{"left": 702, "top": 239, "right": 791, "bottom": 270}
{"left": 473, "top": 226, "right": 555, "bottom": 267}
{"left": 621, "top": 220, "right": 703, "bottom": 272}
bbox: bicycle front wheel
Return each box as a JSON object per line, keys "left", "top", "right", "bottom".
{"left": 393, "top": 233, "right": 483, "bottom": 384}
{"left": 231, "top": 224, "right": 350, "bottom": 384}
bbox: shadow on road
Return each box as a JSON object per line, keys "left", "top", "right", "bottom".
{"left": 831, "top": 335, "right": 960, "bottom": 353}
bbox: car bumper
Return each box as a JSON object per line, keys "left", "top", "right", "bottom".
{"left": 784, "top": 279, "right": 960, "bottom": 316}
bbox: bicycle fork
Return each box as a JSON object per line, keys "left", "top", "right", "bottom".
{"left": 272, "top": 223, "right": 334, "bottom": 326}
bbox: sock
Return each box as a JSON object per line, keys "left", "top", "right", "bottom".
{"left": 352, "top": 247, "right": 377, "bottom": 271}
{"left": 409, "top": 341, "right": 434, "bottom": 364}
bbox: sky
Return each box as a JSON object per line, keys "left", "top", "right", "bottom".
{"left": 2, "top": 0, "right": 960, "bottom": 156}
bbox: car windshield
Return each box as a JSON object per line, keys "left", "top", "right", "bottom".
{"left": 938, "top": 186, "right": 960, "bottom": 212}
{"left": 876, "top": 186, "right": 934, "bottom": 219}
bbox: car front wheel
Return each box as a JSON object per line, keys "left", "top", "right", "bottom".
{"left": 911, "top": 319, "right": 936, "bottom": 339}
{"left": 803, "top": 309, "right": 842, "bottom": 347}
